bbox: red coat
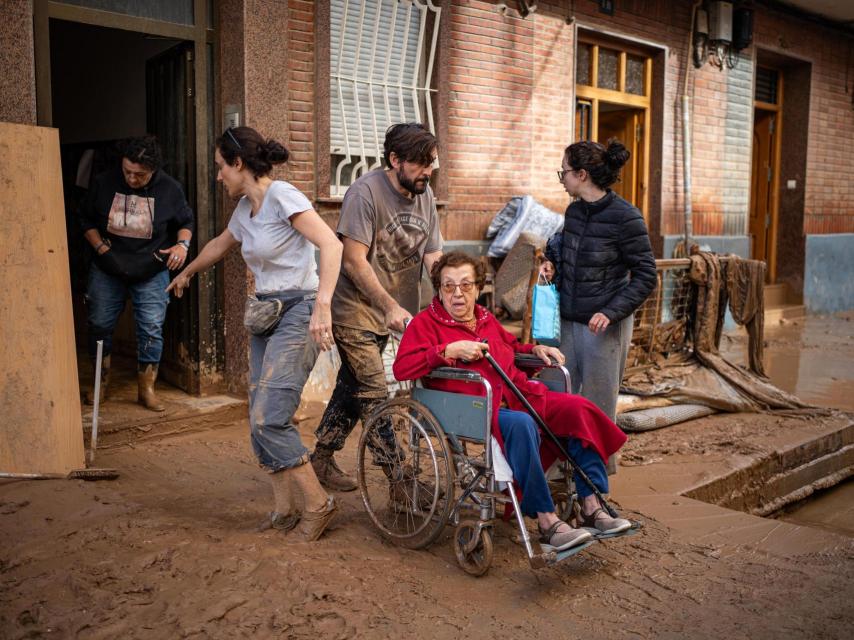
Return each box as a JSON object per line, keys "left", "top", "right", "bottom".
{"left": 393, "top": 298, "right": 626, "bottom": 461}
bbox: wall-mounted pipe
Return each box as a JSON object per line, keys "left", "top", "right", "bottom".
{"left": 680, "top": 2, "right": 703, "bottom": 253}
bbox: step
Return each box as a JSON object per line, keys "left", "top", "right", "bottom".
{"left": 765, "top": 304, "right": 806, "bottom": 324}
{"left": 764, "top": 283, "right": 789, "bottom": 308}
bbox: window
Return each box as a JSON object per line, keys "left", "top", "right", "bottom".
{"left": 330, "top": 0, "right": 441, "bottom": 196}
{"left": 754, "top": 67, "right": 779, "bottom": 105}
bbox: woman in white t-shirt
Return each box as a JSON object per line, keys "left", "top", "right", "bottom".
{"left": 168, "top": 127, "right": 343, "bottom": 542}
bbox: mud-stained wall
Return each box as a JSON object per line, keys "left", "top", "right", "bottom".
{"left": 0, "top": 0, "right": 37, "bottom": 125}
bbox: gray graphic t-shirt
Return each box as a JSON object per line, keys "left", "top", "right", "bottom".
{"left": 333, "top": 169, "right": 442, "bottom": 334}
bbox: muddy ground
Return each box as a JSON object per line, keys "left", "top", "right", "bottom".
{"left": 2, "top": 314, "right": 854, "bottom": 639}
{"left": 3, "top": 414, "right": 853, "bottom": 639}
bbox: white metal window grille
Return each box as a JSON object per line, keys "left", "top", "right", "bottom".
{"left": 330, "top": 0, "right": 441, "bottom": 196}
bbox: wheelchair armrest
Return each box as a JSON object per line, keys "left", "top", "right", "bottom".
{"left": 514, "top": 353, "right": 559, "bottom": 369}
{"left": 425, "top": 367, "right": 485, "bottom": 383}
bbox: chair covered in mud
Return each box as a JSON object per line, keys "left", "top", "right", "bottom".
{"left": 354, "top": 355, "right": 638, "bottom": 576}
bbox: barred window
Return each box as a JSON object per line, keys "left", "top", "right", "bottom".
{"left": 330, "top": 0, "right": 441, "bottom": 196}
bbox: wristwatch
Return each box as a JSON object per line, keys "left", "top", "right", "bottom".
{"left": 177, "top": 239, "right": 191, "bottom": 250}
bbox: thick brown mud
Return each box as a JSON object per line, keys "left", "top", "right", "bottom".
{"left": 3, "top": 412, "right": 854, "bottom": 640}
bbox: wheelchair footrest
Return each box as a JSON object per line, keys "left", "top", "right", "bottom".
{"left": 583, "top": 520, "right": 643, "bottom": 541}
{"left": 530, "top": 539, "right": 596, "bottom": 568}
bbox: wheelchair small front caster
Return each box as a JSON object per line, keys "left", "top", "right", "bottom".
{"left": 453, "top": 519, "right": 493, "bottom": 577}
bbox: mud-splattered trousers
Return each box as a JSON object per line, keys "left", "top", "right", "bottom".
{"left": 86, "top": 263, "right": 169, "bottom": 364}
{"left": 248, "top": 292, "right": 319, "bottom": 472}
{"left": 314, "top": 326, "right": 391, "bottom": 454}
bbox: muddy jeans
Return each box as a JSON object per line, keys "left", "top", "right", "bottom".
{"left": 248, "top": 292, "right": 319, "bottom": 472}
{"left": 86, "top": 264, "right": 169, "bottom": 363}
{"left": 313, "top": 325, "right": 390, "bottom": 454}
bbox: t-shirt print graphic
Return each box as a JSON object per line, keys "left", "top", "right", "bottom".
{"left": 107, "top": 193, "right": 155, "bottom": 239}
{"left": 376, "top": 213, "right": 428, "bottom": 274}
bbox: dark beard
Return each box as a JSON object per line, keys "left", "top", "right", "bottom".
{"left": 397, "top": 167, "right": 429, "bottom": 195}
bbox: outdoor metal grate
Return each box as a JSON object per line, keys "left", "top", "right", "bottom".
{"left": 626, "top": 259, "right": 695, "bottom": 372}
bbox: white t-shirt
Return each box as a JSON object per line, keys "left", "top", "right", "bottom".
{"left": 227, "top": 181, "right": 319, "bottom": 294}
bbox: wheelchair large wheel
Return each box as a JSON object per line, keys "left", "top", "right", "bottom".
{"left": 357, "top": 398, "right": 455, "bottom": 550}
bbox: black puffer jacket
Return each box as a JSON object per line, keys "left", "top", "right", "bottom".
{"left": 545, "top": 190, "right": 656, "bottom": 324}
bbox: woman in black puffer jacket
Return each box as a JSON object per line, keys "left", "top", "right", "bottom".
{"left": 542, "top": 140, "right": 656, "bottom": 428}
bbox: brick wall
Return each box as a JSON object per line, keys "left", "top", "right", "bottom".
{"left": 754, "top": 7, "right": 854, "bottom": 235}
{"left": 294, "top": 0, "right": 854, "bottom": 244}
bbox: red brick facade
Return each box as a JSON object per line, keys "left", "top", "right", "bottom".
{"left": 272, "top": 0, "right": 853, "bottom": 240}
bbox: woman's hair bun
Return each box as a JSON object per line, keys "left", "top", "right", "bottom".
{"left": 263, "top": 139, "right": 289, "bottom": 165}
{"left": 605, "top": 139, "right": 630, "bottom": 169}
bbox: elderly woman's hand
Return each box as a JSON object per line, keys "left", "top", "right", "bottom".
{"left": 445, "top": 340, "right": 489, "bottom": 362}
{"left": 531, "top": 344, "right": 565, "bottom": 365}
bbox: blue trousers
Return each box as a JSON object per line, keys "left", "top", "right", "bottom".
{"left": 248, "top": 292, "right": 319, "bottom": 472}
{"left": 86, "top": 264, "right": 169, "bottom": 364}
{"left": 498, "top": 409, "right": 609, "bottom": 518}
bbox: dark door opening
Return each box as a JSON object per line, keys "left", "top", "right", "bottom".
{"left": 49, "top": 19, "right": 198, "bottom": 393}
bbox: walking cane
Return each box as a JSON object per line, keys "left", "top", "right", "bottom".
{"left": 480, "top": 345, "right": 620, "bottom": 518}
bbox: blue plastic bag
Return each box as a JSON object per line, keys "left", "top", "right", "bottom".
{"left": 531, "top": 278, "right": 560, "bottom": 346}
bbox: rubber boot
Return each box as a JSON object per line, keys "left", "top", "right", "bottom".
{"left": 310, "top": 447, "right": 358, "bottom": 492}
{"left": 84, "top": 355, "right": 111, "bottom": 406}
{"left": 137, "top": 363, "right": 166, "bottom": 412}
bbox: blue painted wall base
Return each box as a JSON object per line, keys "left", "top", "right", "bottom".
{"left": 805, "top": 234, "right": 854, "bottom": 314}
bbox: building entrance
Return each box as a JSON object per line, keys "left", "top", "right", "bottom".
{"left": 48, "top": 19, "right": 199, "bottom": 392}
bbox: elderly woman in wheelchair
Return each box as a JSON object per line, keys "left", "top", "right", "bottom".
{"left": 354, "top": 251, "right": 633, "bottom": 574}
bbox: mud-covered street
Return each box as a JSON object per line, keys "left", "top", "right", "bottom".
{"left": 2, "top": 314, "right": 853, "bottom": 639}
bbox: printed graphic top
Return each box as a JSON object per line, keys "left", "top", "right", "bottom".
{"left": 332, "top": 168, "right": 443, "bottom": 334}
{"left": 227, "top": 181, "right": 319, "bottom": 295}
{"left": 80, "top": 166, "right": 194, "bottom": 257}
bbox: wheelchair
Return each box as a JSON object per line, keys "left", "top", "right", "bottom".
{"left": 356, "top": 353, "right": 637, "bottom": 576}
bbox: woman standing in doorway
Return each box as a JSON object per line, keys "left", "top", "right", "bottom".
{"left": 81, "top": 135, "right": 194, "bottom": 412}
{"left": 168, "top": 127, "right": 343, "bottom": 541}
{"left": 542, "top": 140, "right": 656, "bottom": 436}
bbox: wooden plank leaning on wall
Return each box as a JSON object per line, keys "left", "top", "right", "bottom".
{"left": 0, "top": 122, "right": 85, "bottom": 474}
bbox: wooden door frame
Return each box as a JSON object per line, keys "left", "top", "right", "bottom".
{"left": 32, "top": 0, "right": 221, "bottom": 394}
{"left": 750, "top": 66, "right": 784, "bottom": 283}
{"left": 573, "top": 33, "right": 653, "bottom": 220}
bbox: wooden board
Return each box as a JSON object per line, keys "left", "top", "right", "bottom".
{"left": 0, "top": 122, "right": 85, "bottom": 473}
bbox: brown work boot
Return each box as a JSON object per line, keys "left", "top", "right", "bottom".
{"left": 137, "top": 363, "right": 166, "bottom": 412}
{"left": 310, "top": 448, "right": 358, "bottom": 492}
{"left": 84, "top": 355, "right": 111, "bottom": 405}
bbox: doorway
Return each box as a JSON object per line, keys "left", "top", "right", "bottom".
{"left": 749, "top": 66, "right": 783, "bottom": 282}
{"left": 574, "top": 36, "right": 652, "bottom": 217}
{"left": 49, "top": 19, "right": 198, "bottom": 391}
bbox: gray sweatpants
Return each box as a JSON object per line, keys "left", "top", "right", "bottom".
{"left": 559, "top": 314, "right": 633, "bottom": 474}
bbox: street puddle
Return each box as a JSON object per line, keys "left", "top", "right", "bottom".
{"left": 773, "top": 477, "right": 854, "bottom": 538}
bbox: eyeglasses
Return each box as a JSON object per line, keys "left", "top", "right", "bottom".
{"left": 557, "top": 169, "right": 582, "bottom": 182}
{"left": 225, "top": 127, "right": 242, "bottom": 149}
{"left": 440, "top": 281, "right": 476, "bottom": 294}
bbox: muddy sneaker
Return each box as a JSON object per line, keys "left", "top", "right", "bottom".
{"left": 293, "top": 496, "right": 337, "bottom": 542}
{"left": 256, "top": 511, "right": 300, "bottom": 533}
{"left": 580, "top": 507, "right": 632, "bottom": 535}
{"left": 538, "top": 520, "right": 592, "bottom": 552}
{"left": 311, "top": 449, "right": 358, "bottom": 492}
